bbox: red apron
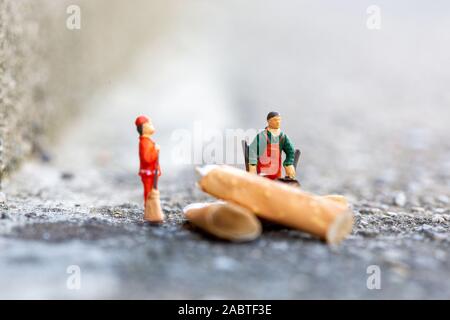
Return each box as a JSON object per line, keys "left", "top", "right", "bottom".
{"left": 257, "top": 132, "right": 282, "bottom": 180}
{"left": 141, "top": 176, "right": 154, "bottom": 203}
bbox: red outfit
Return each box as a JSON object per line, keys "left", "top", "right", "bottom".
{"left": 257, "top": 132, "right": 282, "bottom": 180}
{"left": 139, "top": 136, "right": 161, "bottom": 203}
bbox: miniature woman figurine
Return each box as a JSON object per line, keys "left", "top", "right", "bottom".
{"left": 135, "top": 115, "right": 164, "bottom": 222}
{"left": 248, "top": 112, "right": 296, "bottom": 180}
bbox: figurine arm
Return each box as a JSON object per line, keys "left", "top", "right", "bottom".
{"left": 248, "top": 134, "right": 259, "bottom": 166}
{"left": 282, "top": 135, "right": 295, "bottom": 167}
{"left": 282, "top": 135, "right": 296, "bottom": 178}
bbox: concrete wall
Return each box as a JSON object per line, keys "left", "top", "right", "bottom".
{"left": 1, "top": 0, "right": 42, "bottom": 183}
{"left": 0, "top": 0, "right": 174, "bottom": 185}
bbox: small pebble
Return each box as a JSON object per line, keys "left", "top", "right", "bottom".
{"left": 432, "top": 215, "right": 446, "bottom": 224}
{"left": 0, "top": 192, "right": 6, "bottom": 203}
{"left": 394, "top": 192, "right": 407, "bottom": 207}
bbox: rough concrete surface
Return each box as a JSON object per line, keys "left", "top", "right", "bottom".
{"left": 0, "top": 0, "right": 46, "bottom": 180}
{"left": 0, "top": 0, "right": 449, "bottom": 299}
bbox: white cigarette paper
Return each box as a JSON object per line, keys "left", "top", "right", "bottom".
{"left": 197, "top": 165, "right": 353, "bottom": 244}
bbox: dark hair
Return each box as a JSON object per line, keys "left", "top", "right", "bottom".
{"left": 136, "top": 125, "right": 143, "bottom": 136}
{"left": 267, "top": 111, "right": 280, "bottom": 121}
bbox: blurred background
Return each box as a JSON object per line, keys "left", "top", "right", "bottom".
{"left": 0, "top": 0, "right": 449, "bottom": 299}
{"left": 3, "top": 0, "right": 450, "bottom": 186}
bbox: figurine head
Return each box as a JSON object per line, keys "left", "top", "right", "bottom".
{"left": 267, "top": 112, "right": 281, "bottom": 130}
{"left": 135, "top": 115, "right": 155, "bottom": 136}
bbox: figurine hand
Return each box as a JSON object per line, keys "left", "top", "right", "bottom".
{"left": 249, "top": 165, "right": 257, "bottom": 174}
{"left": 285, "top": 165, "right": 296, "bottom": 179}
{"left": 155, "top": 144, "right": 160, "bottom": 152}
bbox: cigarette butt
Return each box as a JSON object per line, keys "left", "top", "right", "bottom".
{"left": 322, "top": 195, "right": 349, "bottom": 207}
{"left": 183, "top": 202, "right": 262, "bottom": 242}
{"left": 197, "top": 165, "right": 353, "bottom": 244}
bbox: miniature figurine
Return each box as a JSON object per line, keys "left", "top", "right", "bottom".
{"left": 135, "top": 115, "right": 164, "bottom": 223}
{"left": 247, "top": 112, "right": 298, "bottom": 180}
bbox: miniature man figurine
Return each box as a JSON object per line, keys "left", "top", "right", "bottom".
{"left": 135, "top": 115, "right": 164, "bottom": 223}
{"left": 248, "top": 112, "right": 296, "bottom": 180}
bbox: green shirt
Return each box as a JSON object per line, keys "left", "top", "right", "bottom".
{"left": 248, "top": 129, "right": 295, "bottom": 167}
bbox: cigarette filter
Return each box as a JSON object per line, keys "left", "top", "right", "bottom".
{"left": 197, "top": 165, "right": 353, "bottom": 244}
{"left": 183, "top": 202, "right": 262, "bottom": 242}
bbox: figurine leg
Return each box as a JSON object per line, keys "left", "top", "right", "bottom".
{"left": 144, "top": 189, "right": 165, "bottom": 223}
{"left": 141, "top": 176, "right": 153, "bottom": 204}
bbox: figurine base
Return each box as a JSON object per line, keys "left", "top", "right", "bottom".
{"left": 144, "top": 189, "right": 165, "bottom": 223}
{"left": 277, "top": 177, "right": 301, "bottom": 187}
